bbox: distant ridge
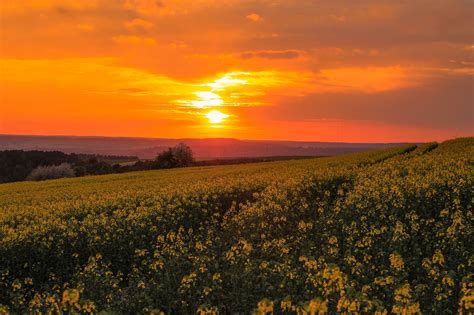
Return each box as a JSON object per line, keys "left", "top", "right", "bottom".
{"left": 0, "top": 134, "right": 409, "bottom": 159}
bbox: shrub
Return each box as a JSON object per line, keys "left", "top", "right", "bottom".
{"left": 27, "top": 163, "right": 76, "bottom": 181}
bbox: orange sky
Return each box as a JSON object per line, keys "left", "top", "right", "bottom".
{"left": 0, "top": 0, "right": 473, "bottom": 142}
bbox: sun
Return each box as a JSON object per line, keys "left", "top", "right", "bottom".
{"left": 206, "top": 110, "right": 229, "bottom": 124}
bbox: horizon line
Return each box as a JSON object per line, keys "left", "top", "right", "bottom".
{"left": 0, "top": 132, "right": 425, "bottom": 145}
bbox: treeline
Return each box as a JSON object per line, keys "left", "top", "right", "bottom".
{"left": 0, "top": 144, "right": 319, "bottom": 183}
{"left": 0, "top": 144, "right": 195, "bottom": 183}
{"left": 0, "top": 150, "right": 138, "bottom": 183}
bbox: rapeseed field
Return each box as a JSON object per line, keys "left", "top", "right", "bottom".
{"left": 0, "top": 138, "right": 472, "bottom": 314}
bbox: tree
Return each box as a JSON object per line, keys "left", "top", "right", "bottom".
{"left": 155, "top": 143, "right": 194, "bottom": 169}
{"left": 172, "top": 143, "right": 195, "bottom": 167}
{"left": 27, "top": 163, "right": 76, "bottom": 181}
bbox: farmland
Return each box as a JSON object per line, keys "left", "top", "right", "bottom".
{"left": 0, "top": 138, "right": 472, "bottom": 314}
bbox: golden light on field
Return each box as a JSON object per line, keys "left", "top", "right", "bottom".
{"left": 206, "top": 110, "right": 229, "bottom": 124}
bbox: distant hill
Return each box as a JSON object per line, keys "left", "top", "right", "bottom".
{"left": 0, "top": 135, "right": 408, "bottom": 159}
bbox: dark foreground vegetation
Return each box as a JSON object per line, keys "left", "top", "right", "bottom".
{"left": 0, "top": 138, "right": 472, "bottom": 314}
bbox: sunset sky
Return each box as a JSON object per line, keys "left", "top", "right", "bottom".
{"left": 0, "top": 0, "right": 473, "bottom": 142}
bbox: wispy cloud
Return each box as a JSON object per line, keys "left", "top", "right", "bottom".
{"left": 76, "top": 23, "right": 95, "bottom": 31}
{"left": 246, "top": 13, "right": 263, "bottom": 22}
{"left": 124, "top": 18, "right": 154, "bottom": 30}
{"left": 240, "top": 50, "right": 304, "bottom": 60}
{"left": 112, "top": 35, "right": 156, "bottom": 45}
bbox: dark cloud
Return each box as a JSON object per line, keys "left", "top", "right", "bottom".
{"left": 266, "top": 73, "right": 474, "bottom": 131}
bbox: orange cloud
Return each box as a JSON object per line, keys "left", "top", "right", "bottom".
{"left": 246, "top": 13, "right": 263, "bottom": 22}
{"left": 169, "top": 41, "right": 188, "bottom": 49}
{"left": 330, "top": 15, "right": 347, "bottom": 23}
{"left": 112, "top": 35, "right": 156, "bottom": 45}
{"left": 123, "top": 0, "right": 174, "bottom": 16}
{"left": 317, "top": 66, "right": 418, "bottom": 93}
{"left": 124, "top": 18, "right": 154, "bottom": 30}
{"left": 0, "top": 0, "right": 98, "bottom": 13}
{"left": 76, "top": 23, "right": 95, "bottom": 31}
{"left": 240, "top": 50, "right": 304, "bottom": 60}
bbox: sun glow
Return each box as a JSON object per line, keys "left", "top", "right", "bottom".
{"left": 206, "top": 110, "right": 229, "bottom": 124}
{"left": 206, "top": 73, "right": 249, "bottom": 90}
{"left": 191, "top": 91, "right": 223, "bottom": 108}
{"left": 187, "top": 73, "right": 249, "bottom": 109}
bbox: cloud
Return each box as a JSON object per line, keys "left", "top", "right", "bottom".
{"left": 329, "top": 15, "right": 347, "bottom": 23}
{"left": 246, "top": 13, "right": 263, "bottom": 22}
{"left": 316, "top": 66, "right": 418, "bottom": 93}
{"left": 76, "top": 23, "right": 95, "bottom": 31}
{"left": 124, "top": 18, "right": 154, "bottom": 30}
{"left": 112, "top": 35, "right": 156, "bottom": 45}
{"left": 123, "top": 0, "right": 174, "bottom": 16}
{"left": 0, "top": 0, "right": 99, "bottom": 13}
{"left": 169, "top": 41, "right": 188, "bottom": 49}
{"left": 240, "top": 50, "right": 304, "bottom": 60}
{"left": 267, "top": 72, "right": 474, "bottom": 132}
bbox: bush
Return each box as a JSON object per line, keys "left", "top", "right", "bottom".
{"left": 27, "top": 163, "right": 76, "bottom": 181}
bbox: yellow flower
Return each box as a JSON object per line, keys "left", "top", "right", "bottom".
{"left": 432, "top": 249, "right": 445, "bottom": 266}
{"left": 257, "top": 299, "right": 274, "bottom": 314}
{"left": 11, "top": 280, "right": 21, "bottom": 291}
{"left": 135, "top": 249, "right": 148, "bottom": 257}
{"left": 212, "top": 273, "right": 221, "bottom": 282}
{"left": 390, "top": 253, "right": 405, "bottom": 271}
{"left": 308, "top": 298, "right": 328, "bottom": 314}
{"left": 195, "top": 242, "right": 205, "bottom": 251}
{"left": 241, "top": 240, "right": 253, "bottom": 254}
{"left": 62, "top": 289, "right": 80, "bottom": 308}
{"left": 0, "top": 304, "right": 10, "bottom": 314}
{"left": 82, "top": 301, "right": 96, "bottom": 314}
{"left": 260, "top": 261, "right": 269, "bottom": 269}
{"left": 281, "top": 298, "right": 292, "bottom": 311}
{"left": 459, "top": 280, "right": 474, "bottom": 312}
{"left": 197, "top": 305, "right": 218, "bottom": 315}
